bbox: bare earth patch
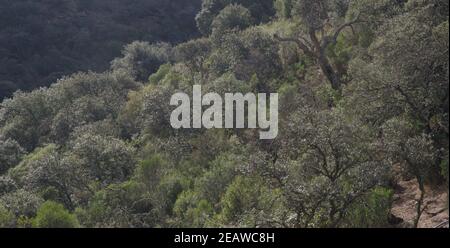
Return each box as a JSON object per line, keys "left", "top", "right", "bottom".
{"left": 391, "top": 179, "right": 449, "bottom": 228}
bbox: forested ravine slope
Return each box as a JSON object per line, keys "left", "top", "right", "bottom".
{"left": 0, "top": 0, "right": 201, "bottom": 100}
{"left": 0, "top": 0, "right": 448, "bottom": 228}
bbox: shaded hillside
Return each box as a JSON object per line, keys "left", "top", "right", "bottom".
{"left": 0, "top": 0, "right": 201, "bottom": 100}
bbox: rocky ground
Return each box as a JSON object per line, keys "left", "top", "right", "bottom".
{"left": 391, "top": 178, "right": 449, "bottom": 228}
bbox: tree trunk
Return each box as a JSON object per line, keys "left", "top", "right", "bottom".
{"left": 414, "top": 178, "right": 426, "bottom": 228}
{"left": 318, "top": 54, "right": 341, "bottom": 91}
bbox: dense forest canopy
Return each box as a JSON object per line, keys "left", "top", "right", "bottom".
{"left": 0, "top": 0, "right": 448, "bottom": 228}
{"left": 0, "top": 0, "right": 201, "bottom": 100}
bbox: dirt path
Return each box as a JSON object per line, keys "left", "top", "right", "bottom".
{"left": 391, "top": 179, "right": 449, "bottom": 228}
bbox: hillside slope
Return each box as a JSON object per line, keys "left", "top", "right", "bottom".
{"left": 0, "top": 0, "right": 201, "bottom": 100}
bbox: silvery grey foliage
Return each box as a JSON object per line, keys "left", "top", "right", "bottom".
{"left": 111, "top": 41, "right": 173, "bottom": 82}
{"left": 0, "top": 189, "right": 43, "bottom": 218}
{"left": 24, "top": 146, "right": 90, "bottom": 209}
{"left": 247, "top": 108, "right": 390, "bottom": 227}
{"left": 70, "top": 134, "right": 136, "bottom": 186}
{"left": 0, "top": 176, "right": 17, "bottom": 196}
{"left": 0, "top": 138, "right": 25, "bottom": 174}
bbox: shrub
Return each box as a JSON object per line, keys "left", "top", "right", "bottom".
{"left": 211, "top": 4, "right": 253, "bottom": 33}
{"left": 111, "top": 41, "right": 172, "bottom": 82}
{"left": 0, "top": 204, "right": 14, "bottom": 228}
{"left": 33, "top": 201, "right": 79, "bottom": 228}
{"left": 347, "top": 187, "right": 394, "bottom": 228}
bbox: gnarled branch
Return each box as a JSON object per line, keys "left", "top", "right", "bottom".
{"left": 324, "top": 12, "right": 363, "bottom": 48}
{"left": 274, "top": 34, "right": 316, "bottom": 58}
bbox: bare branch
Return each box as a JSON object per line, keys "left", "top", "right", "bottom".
{"left": 274, "top": 34, "right": 316, "bottom": 58}
{"left": 324, "top": 12, "right": 363, "bottom": 48}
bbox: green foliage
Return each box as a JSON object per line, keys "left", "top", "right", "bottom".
{"left": 0, "top": 138, "right": 25, "bottom": 174}
{"left": 174, "top": 39, "right": 212, "bottom": 82}
{"left": 383, "top": 117, "right": 436, "bottom": 181}
{"left": 345, "top": 0, "right": 448, "bottom": 184}
{"left": 0, "top": 176, "right": 16, "bottom": 196}
{"left": 196, "top": 0, "right": 275, "bottom": 35}
{"left": 24, "top": 145, "right": 88, "bottom": 209}
{"left": 208, "top": 27, "right": 281, "bottom": 81}
{"left": 195, "top": 154, "right": 239, "bottom": 203}
{"left": 81, "top": 180, "right": 154, "bottom": 228}
{"left": 135, "top": 154, "right": 167, "bottom": 189}
{"left": 70, "top": 134, "right": 136, "bottom": 185}
{"left": 140, "top": 84, "right": 177, "bottom": 135}
{"left": 275, "top": 0, "right": 294, "bottom": 19}
{"left": 0, "top": 71, "right": 139, "bottom": 150}
{"left": 0, "top": 204, "right": 14, "bottom": 228}
{"left": 219, "top": 176, "right": 261, "bottom": 224}
{"left": 217, "top": 176, "right": 284, "bottom": 227}
{"left": 8, "top": 144, "right": 58, "bottom": 185}
{"left": 292, "top": 0, "right": 335, "bottom": 30}
{"left": 0, "top": 0, "right": 447, "bottom": 229}
{"left": 211, "top": 4, "right": 253, "bottom": 34}
{"left": 111, "top": 42, "right": 173, "bottom": 82}
{"left": 0, "top": 189, "right": 43, "bottom": 218}
{"left": 149, "top": 64, "right": 173, "bottom": 85}
{"left": 33, "top": 201, "right": 79, "bottom": 228}
{"left": 347, "top": 187, "right": 394, "bottom": 228}
{"left": 270, "top": 108, "right": 390, "bottom": 227}
{"left": 0, "top": 89, "right": 53, "bottom": 151}
{"left": 173, "top": 191, "right": 214, "bottom": 227}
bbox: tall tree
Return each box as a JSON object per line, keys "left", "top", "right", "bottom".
{"left": 274, "top": 0, "right": 360, "bottom": 90}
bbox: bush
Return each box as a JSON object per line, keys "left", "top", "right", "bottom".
{"left": 195, "top": 0, "right": 275, "bottom": 35}
{"left": 274, "top": 0, "right": 293, "bottom": 19}
{"left": 33, "top": 201, "right": 79, "bottom": 228}
{"left": 347, "top": 187, "right": 394, "bottom": 228}
{"left": 212, "top": 175, "right": 286, "bottom": 227}
{"left": 0, "top": 189, "right": 43, "bottom": 218}
{"left": 211, "top": 4, "right": 253, "bottom": 33}
{"left": 111, "top": 41, "right": 173, "bottom": 82}
{"left": 0, "top": 204, "right": 14, "bottom": 228}
{"left": 0, "top": 138, "right": 25, "bottom": 174}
